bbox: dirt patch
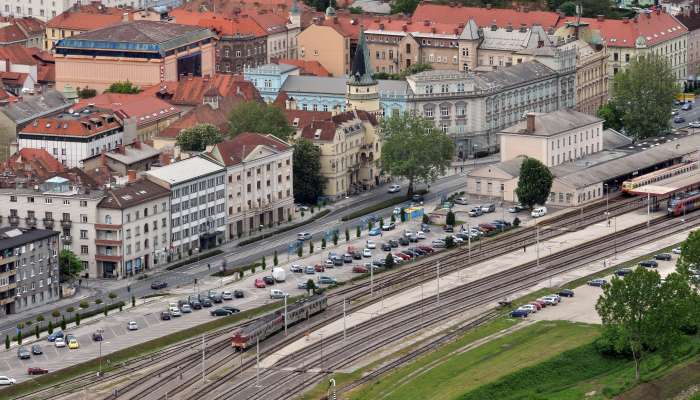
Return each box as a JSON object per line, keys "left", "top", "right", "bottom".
{"left": 616, "top": 358, "right": 700, "bottom": 400}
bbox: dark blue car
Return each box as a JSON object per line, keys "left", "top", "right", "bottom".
{"left": 510, "top": 309, "right": 529, "bottom": 318}
{"left": 47, "top": 331, "right": 64, "bottom": 342}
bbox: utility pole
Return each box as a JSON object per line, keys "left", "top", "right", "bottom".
{"left": 201, "top": 334, "right": 205, "bottom": 383}
{"left": 420, "top": 284, "right": 424, "bottom": 328}
{"left": 536, "top": 226, "right": 540, "bottom": 269}
{"left": 255, "top": 335, "right": 261, "bottom": 387}
{"left": 284, "top": 295, "right": 288, "bottom": 337}
{"left": 647, "top": 193, "right": 651, "bottom": 228}
{"left": 342, "top": 296, "right": 347, "bottom": 343}
{"left": 370, "top": 263, "right": 374, "bottom": 297}
{"left": 436, "top": 261, "right": 440, "bottom": 306}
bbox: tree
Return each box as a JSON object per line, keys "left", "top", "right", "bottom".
{"left": 36, "top": 315, "right": 44, "bottom": 324}
{"left": 321, "top": 238, "right": 327, "bottom": 249}
{"left": 16, "top": 330, "right": 21, "bottom": 345}
{"left": 309, "top": 241, "right": 314, "bottom": 254}
{"left": 228, "top": 101, "right": 294, "bottom": 141}
{"left": 356, "top": 226, "right": 361, "bottom": 238}
{"left": 104, "top": 305, "right": 108, "bottom": 316}
{"left": 77, "top": 87, "right": 97, "bottom": 99}
{"left": 105, "top": 80, "right": 140, "bottom": 94}
{"left": 446, "top": 211, "right": 456, "bottom": 226}
{"left": 132, "top": 296, "right": 136, "bottom": 307}
{"left": 390, "top": 0, "right": 419, "bottom": 18}
{"left": 66, "top": 306, "right": 75, "bottom": 319}
{"left": 380, "top": 113, "right": 454, "bottom": 195}
{"left": 445, "top": 236, "right": 455, "bottom": 248}
{"left": 60, "top": 316, "right": 66, "bottom": 331}
{"left": 677, "top": 230, "right": 700, "bottom": 289}
{"left": 47, "top": 321, "right": 53, "bottom": 334}
{"left": 333, "top": 232, "right": 339, "bottom": 246}
{"left": 306, "top": 279, "right": 317, "bottom": 295}
{"left": 610, "top": 54, "right": 678, "bottom": 139}
{"left": 595, "top": 268, "right": 692, "bottom": 381}
{"left": 51, "top": 309, "right": 61, "bottom": 321}
{"left": 79, "top": 300, "right": 89, "bottom": 309}
{"left": 59, "top": 249, "right": 82, "bottom": 281}
{"left": 261, "top": 256, "right": 267, "bottom": 270}
{"left": 34, "top": 325, "right": 39, "bottom": 339}
{"left": 385, "top": 253, "right": 395, "bottom": 268}
{"left": 176, "top": 123, "right": 223, "bottom": 152}
{"left": 367, "top": 220, "right": 373, "bottom": 232}
{"left": 95, "top": 298, "right": 103, "bottom": 305}
{"left": 108, "top": 292, "right": 117, "bottom": 303}
{"left": 559, "top": 1, "right": 576, "bottom": 15}
{"left": 515, "top": 157, "right": 553, "bottom": 209}
{"left": 75, "top": 312, "right": 81, "bottom": 326}
{"left": 297, "top": 246, "right": 303, "bottom": 258}
{"left": 597, "top": 102, "right": 624, "bottom": 131}
{"left": 348, "top": 6, "right": 363, "bottom": 13}
{"left": 293, "top": 139, "right": 326, "bottom": 204}
{"left": 4, "top": 335, "right": 8, "bottom": 350}
{"left": 273, "top": 251, "right": 279, "bottom": 266}
{"left": 400, "top": 208, "right": 407, "bottom": 222}
{"left": 345, "top": 228, "right": 350, "bottom": 242}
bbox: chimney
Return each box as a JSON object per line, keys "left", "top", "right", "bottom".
{"left": 506, "top": 22, "right": 513, "bottom": 32}
{"left": 596, "top": 14, "right": 604, "bottom": 21}
{"left": 431, "top": 27, "right": 436, "bottom": 33}
{"left": 133, "top": 140, "right": 141, "bottom": 149}
{"left": 423, "top": 19, "right": 430, "bottom": 26}
{"left": 117, "top": 144, "right": 125, "bottom": 154}
{"left": 526, "top": 113, "right": 536, "bottom": 133}
{"left": 519, "top": 23, "right": 526, "bottom": 32}
{"left": 379, "top": 23, "right": 384, "bottom": 30}
{"left": 127, "top": 169, "right": 137, "bottom": 183}
{"left": 486, "top": 3, "right": 491, "bottom": 9}
{"left": 100, "top": 151, "right": 106, "bottom": 166}
{"left": 402, "top": 24, "right": 407, "bottom": 31}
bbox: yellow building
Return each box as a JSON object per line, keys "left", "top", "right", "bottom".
{"left": 297, "top": 7, "right": 352, "bottom": 77}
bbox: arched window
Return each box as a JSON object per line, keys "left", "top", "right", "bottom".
{"left": 144, "top": 223, "right": 149, "bottom": 234}
{"left": 105, "top": 215, "right": 112, "bottom": 224}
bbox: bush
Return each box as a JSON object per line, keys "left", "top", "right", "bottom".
{"left": 66, "top": 306, "right": 75, "bottom": 315}
{"left": 513, "top": 217, "right": 521, "bottom": 227}
{"left": 95, "top": 299, "right": 103, "bottom": 305}
{"left": 132, "top": 296, "right": 136, "bottom": 307}
{"left": 51, "top": 309, "right": 60, "bottom": 319}
{"left": 47, "top": 321, "right": 53, "bottom": 334}
{"left": 273, "top": 251, "right": 278, "bottom": 267}
{"left": 385, "top": 253, "right": 395, "bottom": 268}
{"left": 75, "top": 312, "right": 81, "bottom": 326}
{"left": 165, "top": 249, "right": 223, "bottom": 271}
{"left": 321, "top": 238, "right": 327, "bottom": 249}
{"left": 104, "top": 306, "right": 108, "bottom": 316}
{"left": 108, "top": 292, "right": 117, "bottom": 301}
{"left": 345, "top": 228, "right": 350, "bottom": 242}
{"left": 445, "top": 236, "right": 456, "bottom": 248}
{"left": 309, "top": 241, "right": 314, "bottom": 254}
{"left": 261, "top": 256, "right": 267, "bottom": 270}
{"left": 80, "top": 301, "right": 124, "bottom": 320}
{"left": 36, "top": 315, "right": 44, "bottom": 323}
{"left": 79, "top": 300, "right": 89, "bottom": 309}
{"left": 16, "top": 331, "right": 21, "bottom": 345}
{"left": 356, "top": 226, "right": 361, "bottom": 238}
{"left": 4, "top": 335, "right": 8, "bottom": 350}
{"left": 35, "top": 325, "right": 39, "bottom": 339}
{"left": 446, "top": 211, "right": 456, "bottom": 226}
{"left": 60, "top": 316, "right": 66, "bottom": 331}
{"left": 297, "top": 246, "right": 303, "bottom": 258}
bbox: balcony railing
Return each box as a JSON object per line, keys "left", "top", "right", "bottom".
{"left": 62, "top": 235, "right": 72, "bottom": 245}
{"left": 8, "top": 216, "right": 19, "bottom": 226}
{"left": 26, "top": 217, "right": 37, "bottom": 227}
{"left": 61, "top": 219, "right": 72, "bottom": 229}
{"left": 43, "top": 217, "right": 54, "bottom": 229}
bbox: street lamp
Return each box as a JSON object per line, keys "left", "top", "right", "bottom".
{"left": 472, "top": 143, "right": 479, "bottom": 170}
{"left": 604, "top": 183, "right": 610, "bottom": 224}
{"left": 97, "top": 330, "right": 106, "bottom": 377}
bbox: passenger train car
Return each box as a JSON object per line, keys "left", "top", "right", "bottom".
{"left": 231, "top": 295, "right": 327, "bottom": 350}
{"left": 622, "top": 162, "right": 698, "bottom": 194}
{"left": 668, "top": 191, "right": 700, "bottom": 216}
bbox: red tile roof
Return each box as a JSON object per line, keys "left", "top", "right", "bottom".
{"left": 359, "top": 14, "right": 461, "bottom": 36}
{"left": 75, "top": 93, "right": 180, "bottom": 128}
{"left": 210, "top": 132, "right": 290, "bottom": 166}
{"left": 144, "top": 74, "right": 262, "bottom": 106}
{"left": 558, "top": 11, "right": 687, "bottom": 48}
{"left": 311, "top": 14, "right": 362, "bottom": 39}
{"left": 0, "top": 25, "right": 28, "bottom": 44}
{"left": 276, "top": 58, "right": 330, "bottom": 76}
{"left": 170, "top": 9, "right": 268, "bottom": 37}
{"left": 282, "top": 108, "right": 332, "bottom": 128}
{"left": 2, "top": 148, "right": 64, "bottom": 180}
{"left": 158, "top": 96, "right": 240, "bottom": 138}
{"left": 47, "top": 2, "right": 126, "bottom": 31}
{"left": 37, "top": 64, "right": 55, "bottom": 84}
{"left": 177, "top": 0, "right": 304, "bottom": 15}
{"left": 300, "top": 120, "right": 337, "bottom": 141}
{"left": 20, "top": 111, "right": 122, "bottom": 138}
{"left": 251, "top": 11, "right": 289, "bottom": 33}
{"left": 0, "top": 71, "right": 29, "bottom": 86}
{"left": 0, "top": 45, "right": 38, "bottom": 65}
{"left": 412, "top": 3, "right": 560, "bottom": 28}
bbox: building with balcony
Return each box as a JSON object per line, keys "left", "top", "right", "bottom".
{"left": 206, "top": 133, "right": 293, "bottom": 240}
{"left": 96, "top": 179, "right": 171, "bottom": 279}
{"left": 0, "top": 227, "right": 60, "bottom": 315}
{"left": 145, "top": 156, "right": 226, "bottom": 255}
{"left": 0, "top": 176, "right": 104, "bottom": 278}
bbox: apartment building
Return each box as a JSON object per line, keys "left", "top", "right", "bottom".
{"left": 207, "top": 133, "right": 294, "bottom": 239}
{"left": 96, "top": 179, "right": 170, "bottom": 278}
{"left": 297, "top": 9, "right": 357, "bottom": 77}
{"left": 0, "top": 176, "right": 104, "bottom": 278}
{"left": 497, "top": 109, "right": 604, "bottom": 167}
{"left": 145, "top": 156, "right": 226, "bottom": 255}
{"left": 0, "top": 227, "right": 60, "bottom": 315}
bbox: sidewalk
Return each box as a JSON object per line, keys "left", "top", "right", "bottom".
{"left": 1, "top": 286, "right": 99, "bottom": 332}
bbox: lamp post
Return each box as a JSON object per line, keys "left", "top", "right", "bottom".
{"left": 472, "top": 144, "right": 479, "bottom": 170}
{"left": 604, "top": 183, "right": 609, "bottom": 224}
{"left": 97, "top": 330, "right": 105, "bottom": 377}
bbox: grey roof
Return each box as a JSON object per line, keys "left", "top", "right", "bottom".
{"left": 478, "top": 60, "right": 557, "bottom": 88}
{"left": 145, "top": 156, "right": 223, "bottom": 186}
{"left": 98, "top": 179, "right": 170, "bottom": 210}
{"left": 496, "top": 156, "right": 526, "bottom": 177}
{"left": 104, "top": 143, "right": 160, "bottom": 165}
{"left": 602, "top": 128, "right": 633, "bottom": 150}
{"left": 480, "top": 25, "right": 552, "bottom": 52}
{"left": 459, "top": 18, "right": 480, "bottom": 40}
{"left": 348, "top": 0, "right": 391, "bottom": 13}
{"left": 281, "top": 76, "right": 408, "bottom": 96}
{"left": 1, "top": 90, "right": 72, "bottom": 126}
{"left": 0, "top": 227, "right": 58, "bottom": 252}
{"left": 276, "top": 63, "right": 302, "bottom": 74}
{"left": 499, "top": 109, "right": 603, "bottom": 137}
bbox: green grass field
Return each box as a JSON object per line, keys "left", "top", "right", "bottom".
{"left": 348, "top": 321, "right": 600, "bottom": 400}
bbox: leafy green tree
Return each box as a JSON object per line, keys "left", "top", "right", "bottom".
{"left": 59, "top": 249, "right": 82, "bottom": 281}
{"left": 559, "top": 1, "right": 576, "bottom": 15}
{"left": 132, "top": 296, "right": 136, "bottom": 307}
{"left": 367, "top": 220, "right": 373, "bottom": 232}
{"left": 309, "top": 241, "right": 314, "bottom": 254}
{"left": 16, "top": 330, "right": 21, "bottom": 345}
{"left": 293, "top": 139, "right": 326, "bottom": 204}
{"left": 176, "top": 123, "right": 223, "bottom": 152}
{"left": 105, "top": 80, "right": 140, "bottom": 94}
{"left": 391, "top": 0, "right": 419, "bottom": 16}
{"left": 47, "top": 321, "right": 53, "bottom": 334}
{"left": 445, "top": 236, "right": 455, "bottom": 248}
{"left": 297, "top": 246, "right": 303, "bottom": 258}
{"left": 611, "top": 54, "right": 678, "bottom": 139}
{"left": 34, "top": 325, "right": 39, "bottom": 339}
{"left": 446, "top": 211, "right": 456, "bottom": 226}
{"left": 273, "top": 251, "right": 279, "bottom": 266}
{"left": 515, "top": 157, "right": 553, "bottom": 209}
{"left": 60, "top": 316, "right": 66, "bottom": 331}
{"left": 677, "top": 230, "right": 700, "bottom": 288}
{"left": 75, "top": 312, "right": 81, "bottom": 326}
{"left": 261, "top": 256, "right": 267, "bottom": 270}
{"left": 333, "top": 232, "right": 339, "bottom": 246}
{"left": 79, "top": 300, "right": 89, "bottom": 309}
{"left": 36, "top": 315, "right": 44, "bottom": 324}
{"left": 391, "top": 214, "right": 396, "bottom": 223}
{"left": 380, "top": 113, "right": 454, "bottom": 194}
{"left": 384, "top": 253, "right": 395, "bottom": 268}
{"left": 103, "top": 305, "right": 108, "bottom": 316}
{"left": 596, "top": 268, "right": 693, "bottom": 381}
{"left": 356, "top": 226, "right": 361, "bottom": 238}
{"left": 108, "top": 292, "right": 118, "bottom": 303}
{"left": 348, "top": 6, "right": 363, "bottom": 13}
{"left": 597, "top": 102, "right": 624, "bottom": 131}
{"left": 306, "top": 279, "right": 317, "bottom": 295}
{"left": 4, "top": 335, "right": 9, "bottom": 349}
{"left": 228, "top": 101, "right": 294, "bottom": 141}
{"left": 321, "top": 238, "right": 327, "bottom": 249}
{"left": 345, "top": 228, "right": 350, "bottom": 242}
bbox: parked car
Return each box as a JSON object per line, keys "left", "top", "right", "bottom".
{"left": 531, "top": 206, "right": 547, "bottom": 218}
{"left": 68, "top": 338, "right": 79, "bottom": 349}
{"left": 221, "top": 291, "right": 233, "bottom": 300}
{"left": 200, "top": 298, "right": 213, "bottom": 307}
{"left": 290, "top": 264, "right": 303, "bottom": 273}
{"left": 615, "top": 268, "right": 633, "bottom": 277}
{"left": 510, "top": 309, "right": 529, "bottom": 318}
{"left": 150, "top": 281, "right": 167, "bottom": 290}
{"left": 234, "top": 290, "right": 244, "bottom": 298}
{"left": 398, "top": 236, "right": 410, "bottom": 246}
{"left": 388, "top": 239, "right": 399, "bottom": 248}
{"left": 654, "top": 253, "right": 672, "bottom": 261}
{"left": 673, "top": 247, "right": 682, "bottom": 254}
{"left": 255, "top": 278, "right": 267, "bottom": 288}
{"left": 480, "top": 204, "right": 496, "bottom": 213}
{"left": 381, "top": 243, "right": 392, "bottom": 251}
{"left": 270, "top": 289, "right": 288, "bottom": 299}
{"left": 318, "top": 276, "right": 338, "bottom": 285}
{"left": 161, "top": 311, "right": 172, "bottom": 320}
{"left": 689, "top": 121, "right": 700, "bottom": 128}
{"left": 262, "top": 276, "right": 275, "bottom": 285}
{"left": 369, "top": 228, "right": 382, "bottom": 236}
{"left": 343, "top": 253, "right": 353, "bottom": 263}
{"left": 365, "top": 240, "right": 377, "bottom": 249}
{"left": 382, "top": 222, "right": 396, "bottom": 231}
{"left": 395, "top": 253, "right": 411, "bottom": 261}
{"left": 27, "top": 367, "right": 48, "bottom": 375}
{"left": 363, "top": 248, "right": 372, "bottom": 257}
{"left": 454, "top": 197, "right": 468, "bottom": 205}
{"left": 674, "top": 116, "right": 686, "bottom": 124}
{"left": 17, "top": 347, "right": 30, "bottom": 360}
{"left": 587, "top": 279, "right": 608, "bottom": 287}
{"left": 211, "top": 308, "right": 233, "bottom": 316}
{"left": 468, "top": 207, "right": 483, "bottom": 217}
{"left": 54, "top": 338, "right": 66, "bottom": 348}
{"left": 298, "top": 281, "right": 309, "bottom": 290}
{"left": 220, "top": 306, "right": 240, "bottom": 314}
{"left": 682, "top": 102, "right": 693, "bottom": 111}
{"left": 31, "top": 344, "right": 42, "bottom": 355}
{"left": 304, "top": 266, "right": 316, "bottom": 275}
{"left": 47, "top": 331, "right": 64, "bottom": 342}
{"left": 443, "top": 225, "right": 454, "bottom": 233}
{"left": 388, "top": 184, "right": 401, "bottom": 193}
{"left": 518, "top": 304, "right": 537, "bottom": 314}
{"left": 412, "top": 194, "right": 424, "bottom": 203}
{"left": 297, "top": 232, "right": 312, "bottom": 241}
{"left": 372, "top": 259, "right": 386, "bottom": 267}
{"left": 558, "top": 289, "right": 575, "bottom": 297}
{"left": 353, "top": 265, "right": 369, "bottom": 273}
{"left": 432, "top": 239, "right": 446, "bottom": 248}
{"left": 639, "top": 260, "right": 658, "bottom": 268}
{"left": 508, "top": 204, "right": 525, "bottom": 213}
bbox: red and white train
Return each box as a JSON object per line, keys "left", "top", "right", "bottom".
{"left": 622, "top": 161, "right": 697, "bottom": 194}
{"left": 667, "top": 191, "right": 700, "bottom": 217}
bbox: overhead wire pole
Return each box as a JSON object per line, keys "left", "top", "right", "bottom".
{"left": 536, "top": 225, "right": 540, "bottom": 269}
{"left": 255, "top": 335, "right": 261, "bottom": 387}
{"left": 201, "top": 334, "right": 205, "bottom": 383}
{"left": 420, "top": 284, "right": 424, "bottom": 328}
{"left": 436, "top": 261, "right": 440, "bottom": 306}
{"left": 342, "top": 296, "right": 347, "bottom": 343}
{"left": 647, "top": 193, "right": 651, "bottom": 228}
{"left": 284, "top": 294, "right": 288, "bottom": 337}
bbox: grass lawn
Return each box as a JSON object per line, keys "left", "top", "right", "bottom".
{"left": 348, "top": 320, "right": 600, "bottom": 400}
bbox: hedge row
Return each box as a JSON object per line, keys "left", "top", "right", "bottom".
{"left": 237, "top": 209, "right": 331, "bottom": 247}
{"left": 211, "top": 262, "right": 262, "bottom": 277}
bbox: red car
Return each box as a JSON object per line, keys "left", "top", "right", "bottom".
{"left": 254, "top": 278, "right": 266, "bottom": 288}
{"left": 352, "top": 265, "right": 368, "bottom": 273}
{"left": 314, "top": 264, "right": 325, "bottom": 272}
{"left": 28, "top": 367, "right": 48, "bottom": 375}
{"left": 417, "top": 246, "right": 434, "bottom": 253}
{"left": 531, "top": 299, "right": 547, "bottom": 309}
{"left": 395, "top": 253, "right": 411, "bottom": 261}
{"left": 478, "top": 223, "right": 497, "bottom": 232}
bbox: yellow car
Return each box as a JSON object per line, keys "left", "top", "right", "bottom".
{"left": 68, "top": 338, "right": 79, "bottom": 349}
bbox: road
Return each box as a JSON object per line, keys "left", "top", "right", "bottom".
{"left": 671, "top": 105, "right": 700, "bottom": 129}
{"left": 0, "top": 173, "right": 470, "bottom": 339}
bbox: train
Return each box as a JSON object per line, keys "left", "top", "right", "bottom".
{"left": 667, "top": 191, "right": 700, "bottom": 216}
{"left": 621, "top": 161, "right": 698, "bottom": 194}
{"left": 231, "top": 294, "right": 327, "bottom": 350}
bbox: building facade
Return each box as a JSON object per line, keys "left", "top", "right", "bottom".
{"left": 145, "top": 156, "right": 226, "bottom": 255}
{"left": 297, "top": 11, "right": 354, "bottom": 77}
{"left": 207, "top": 133, "right": 294, "bottom": 239}
{"left": 0, "top": 227, "right": 60, "bottom": 315}
{"left": 96, "top": 179, "right": 171, "bottom": 279}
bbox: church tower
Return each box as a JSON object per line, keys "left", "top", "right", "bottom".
{"left": 346, "top": 29, "right": 380, "bottom": 114}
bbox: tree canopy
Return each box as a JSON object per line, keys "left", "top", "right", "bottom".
{"left": 597, "top": 102, "right": 624, "bottom": 131}
{"left": 379, "top": 113, "right": 454, "bottom": 194}
{"left": 176, "top": 123, "right": 223, "bottom": 152}
{"left": 59, "top": 249, "right": 82, "bottom": 281}
{"left": 610, "top": 54, "right": 678, "bottom": 139}
{"left": 596, "top": 268, "right": 695, "bottom": 381}
{"left": 228, "top": 101, "right": 294, "bottom": 142}
{"left": 105, "top": 80, "right": 141, "bottom": 94}
{"left": 293, "top": 138, "right": 326, "bottom": 204}
{"left": 515, "top": 157, "right": 553, "bottom": 209}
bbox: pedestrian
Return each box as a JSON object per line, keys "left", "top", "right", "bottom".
{"left": 523, "top": 245, "right": 526, "bottom": 253}
{"left": 207, "top": 263, "right": 210, "bottom": 271}
{"left": 78, "top": 278, "right": 82, "bottom": 287}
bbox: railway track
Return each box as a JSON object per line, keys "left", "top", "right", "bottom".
{"left": 201, "top": 211, "right": 698, "bottom": 400}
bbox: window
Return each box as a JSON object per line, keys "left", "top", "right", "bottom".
{"left": 80, "top": 200, "right": 87, "bottom": 207}
{"left": 105, "top": 215, "right": 112, "bottom": 224}
{"left": 80, "top": 230, "right": 87, "bottom": 239}
{"left": 10, "top": 195, "right": 16, "bottom": 202}
{"left": 80, "top": 246, "right": 88, "bottom": 255}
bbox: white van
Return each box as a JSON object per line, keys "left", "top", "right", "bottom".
{"left": 270, "top": 289, "right": 288, "bottom": 299}
{"left": 531, "top": 206, "right": 547, "bottom": 218}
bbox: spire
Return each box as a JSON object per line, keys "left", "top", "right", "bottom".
{"left": 349, "top": 29, "right": 375, "bottom": 85}
{"left": 291, "top": 0, "right": 299, "bottom": 15}
{"left": 325, "top": 0, "right": 336, "bottom": 18}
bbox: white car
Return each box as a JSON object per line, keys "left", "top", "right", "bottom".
{"left": 518, "top": 304, "right": 537, "bottom": 313}
{"left": 54, "top": 338, "right": 66, "bottom": 348}
{"left": 416, "top": 231, "right": 426, "bottom": 239}
{"left": 690, "top": 121, "right": 700, "bottom": 128}
{"left": 539, "top": 297, "right": 557, "bottom": 306}
{"left": 393, "top": 256, "right": 404, "bottom": 264}
{"left": 531, "top": 206, "right": 547, "bottom": 218}
{"left": 222, "top": 291, "right": 233, "bottom": 300}
{"left": 181, "top": 304, "right": 192, "bottom": 313}
{"left": 451, "top": 235, "right": 464, "bottom": 243}
{"left": 362, "top": 248, "right": 372, "bottom": 257}
{"left": 388, "top": 184, "right": 401, "bottom": 193}
{"left": 366, "top": 240, "right": 376, "bottom": 249}
{"left": 393, "top": 207, "right": 401, "bottom": 215}
{"left": 672, "top": 247, "right": 682, "bottom": 254}
{"left": 432, "top": 239, "right": 446, "bottom": 248}
{"left": 0, "top": 376, "right": 15, "bottom": 386}
{"left": 170, "top": 307, "right": 182, "bottom": 317}
{"left": 127, "top": 321, "right": 139, "bottom": 331}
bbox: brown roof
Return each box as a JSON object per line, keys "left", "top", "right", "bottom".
{"left": 1, "top": 148, "right": 64, "bottom": 180}
{"left": 210, "top": 132, "right": 290, "bottom": 166}
{"left": 412, "top": 3, "right": 560, "bottom": 28}
{"left": 171, "top": 9, "right": 268, "bottom": 37}
{"left": 99, "top": 179, "right": 171, "bottom": 209}
{"left": 20, "top": 111, "right": 121, "bottom": 138}
{"left": 75, "top": 93, "right": 180, "bottom": 128}
{"left": 47, "top": 2, "right": 124, "bottom": 31}
{"left": 0, "top": 45, "right": 38, "bottom": 65}
{"left": 332, "top": 109, "right": 377, "bottom": 125}
{"left": 158, "top": 96, "right": 239, "bottom": 138}
{"left": 145, "top": 74, "right": 262, "bottom": 106}
{"left": 0, "top": 25, "right": 28, "bottom": 44}
{"left": 300, "top": 120, "right": 337, "bottom": 141}
{"left": 283, "top": 109, "right": 332, "bottom": 129}
{"left": 276, "top": 59, "right": 330, "bottom": 76}
{"left": 37, "top": 64, "right": 55, "bottom": 84}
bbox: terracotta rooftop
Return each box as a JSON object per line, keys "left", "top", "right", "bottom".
{"left": 300, "top": 119, "right": 337, "bottom": 141}
{"left": 558, "top": 10, "right": 688, "bottom": 48}
{"left": 158, "top": 96, "right": 240, "bottom": 138}
{"left": 283, "top": 108, "right": 332, "bottom": 129}
{"left": 412, "top": 2, "right": 560, "bottom": 28}
{"left": 99, "top": 179, "right": 170, "bottom": 209}
{"left": 20, "top": 110, "right": 122, "bottom": 138}
{"left": 170, "top": 9, "right": 268, "bottom": 37}
{"left": 276, "top": 59, "right": 330, "bottom": 76}
{"left": 75, "top": 93, "right": 180, "bottom": 128}
{"left": 145, "top": 74, "right": 262, "bottom": 106}
{"left": 0, "top": 45, "right": 40, "bottom": 66}
{"left": 2, "top": 148, "right": 64, "bottom": 180}
{"left": 0, "top": 25, "right": 28, "bottom": 44}
{"left": 47, "top": 2, "right": 125, "bottom": 31}
{"left": 210, "top": 132, "right": 290, "bottom": 166}
{"left": 0, "top": 16, "right": 45, "bottom": 36}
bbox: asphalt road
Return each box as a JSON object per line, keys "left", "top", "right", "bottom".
{"left": 0, "top": 173, "right": 469, "bottom": 339}
{"left": 671, "top": 105, "right": 700, "bottom": 129}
